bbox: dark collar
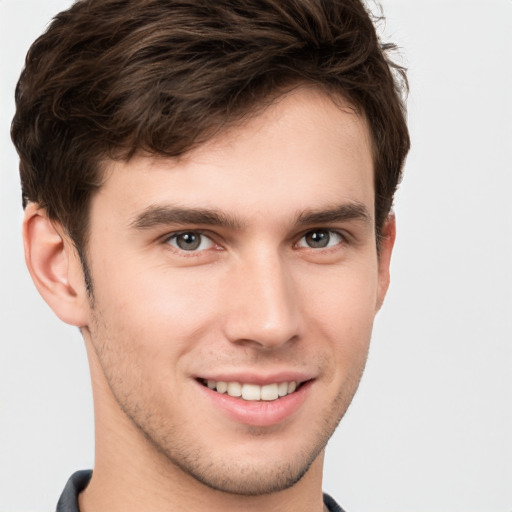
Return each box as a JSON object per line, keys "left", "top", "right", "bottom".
{"left": 56, "top": 470, "right": 92, "bottom": 512}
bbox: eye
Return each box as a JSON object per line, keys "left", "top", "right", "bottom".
{"left": 165, "top": 231, "right": 215, "bottom": 252}
{"left": 297, "top": 229, "right": 344, "bottom": 249}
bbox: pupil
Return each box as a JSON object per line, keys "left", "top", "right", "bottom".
{"left": 177, "top": 232, "right": 200, "bottom": 250}
{"left": 307, "top": 230, "right": 329, "bottom": 248}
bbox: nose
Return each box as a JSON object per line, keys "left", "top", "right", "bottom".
{"left": 221, "top": 251, "right": 302, "bottom": 350}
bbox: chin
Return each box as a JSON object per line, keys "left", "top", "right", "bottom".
{"left": 174, "top": 455, "right": 317, "bottom": 496}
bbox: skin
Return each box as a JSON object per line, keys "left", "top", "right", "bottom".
{"left": 23, "top": 87, "right": 395, "bottom": 512}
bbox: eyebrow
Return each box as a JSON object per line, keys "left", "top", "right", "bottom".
{"left": 295, "top": 202, "right": 372, "bottom": 227}
{"left": 130, "top": 201, "right": 372, "bottom": 231}
{"left": 130, "top": 205, "right": 243, "bottom": 230}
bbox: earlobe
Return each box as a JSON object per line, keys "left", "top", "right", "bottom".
{"left": 23, "top": 203, "right": 89, "bottom": 327}
{"left": 375, "top": 214, "right": 396, "bottom": 311}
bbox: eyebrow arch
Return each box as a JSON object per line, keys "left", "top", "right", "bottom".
{"left": 130, "top": 205, "right": 243, "bottom": 230}
{"left": 295, "top": 202, "right": 372, "bottom": 227}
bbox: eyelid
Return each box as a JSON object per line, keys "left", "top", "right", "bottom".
{"left": 159, "top": 227, "right": 349, "bottom": 253}
{"left": 294, "top": 228, "right": 348, "bottom": 249}
{"left": 162, "top": 229, "right": 219, "bottom": 252}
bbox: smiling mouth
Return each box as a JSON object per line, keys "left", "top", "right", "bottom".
{"left": 198, "top": 379, "right": 306, "bottom": 401}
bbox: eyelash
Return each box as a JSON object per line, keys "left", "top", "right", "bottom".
{"left": 162, "top": 228, "right": 347, "bottom": 254}
{"left": 295, "top": 229, "right": 347, "bottom": 250}
{"left": 163, "top": 230, "right": 219, "bottom": 253}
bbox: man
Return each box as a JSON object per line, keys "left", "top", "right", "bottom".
{"left": 11, "top": 0, "right": 409, "bottom": 510}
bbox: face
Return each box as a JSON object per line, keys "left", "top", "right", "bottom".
{"left": 81, "top": 87, "right": 392, "bottom": 495}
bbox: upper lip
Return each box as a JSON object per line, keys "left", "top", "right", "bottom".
{"left": 195, "top": 371, "right": 315, "bottom": 386}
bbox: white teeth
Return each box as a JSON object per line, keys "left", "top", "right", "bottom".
{"left": 204, "top": 379, "right": 300, "bottom": 401}
{"left": 261, "top": 383, "right": 279, "bottom": 401}
{"left": 242, "top": 383, "right": 261, "bottom": 401}
{"left": 227, "top": 382, "right": 242, "bottom": 397}
{"left": 216, "top": 381, "right": 228, "bottom": 394}
{"left": 278, "top": 382, "right": 288, "bottom": 397}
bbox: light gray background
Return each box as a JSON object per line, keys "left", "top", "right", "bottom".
{"left": 1, "top": 1, "right": 511, "bottom": 511}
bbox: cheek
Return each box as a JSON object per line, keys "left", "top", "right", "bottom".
{"left": 92, "top": 259, "right": 222, "bottom": 354}
{"left": 298, "top": 261, "right": 378, "bottom": 365}
{"left": 299, "top": 257, "right": 379, "bottom": 323}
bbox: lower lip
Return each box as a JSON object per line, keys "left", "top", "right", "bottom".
{"left": 196, "top": 380, "right": 312, "bottom": 427}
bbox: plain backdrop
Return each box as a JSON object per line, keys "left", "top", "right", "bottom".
{"left": 1, "top": 1, "right": 511, "bottom": 511}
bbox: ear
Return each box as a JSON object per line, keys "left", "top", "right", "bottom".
{"left": 23, "top": 203, "right": 90, "bottom": 326}
{"left": 375, "top": 214, "right": 396, "bottom": 312}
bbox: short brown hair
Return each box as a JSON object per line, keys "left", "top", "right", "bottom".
{"left": 11, "top": 0, "right": 409, "bottom": 256}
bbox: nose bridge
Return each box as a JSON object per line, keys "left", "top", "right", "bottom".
{"left": 223, "top": 247, "right": 301, "bottom": 348}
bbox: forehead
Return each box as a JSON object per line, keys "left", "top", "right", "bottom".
{"left": 94, "top": 87, "right": 374, "bottom": 227}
